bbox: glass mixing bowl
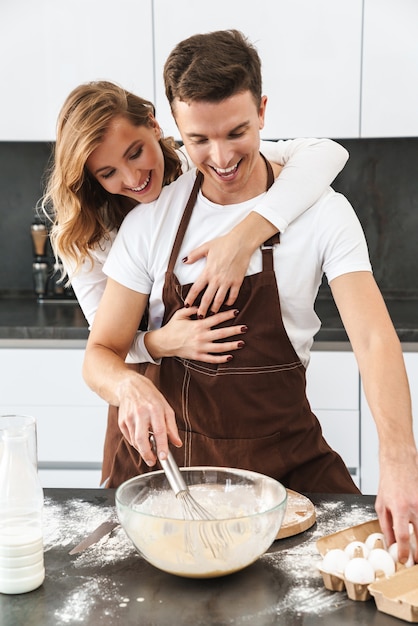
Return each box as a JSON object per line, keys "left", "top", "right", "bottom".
{"left": 116, "top": 466, "right": 287, "bottom": 578}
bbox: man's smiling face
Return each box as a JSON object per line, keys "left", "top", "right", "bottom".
{"left": 173, "top": 91, "right": 268, "bottom": 205}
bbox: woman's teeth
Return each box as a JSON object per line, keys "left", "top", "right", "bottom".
{"left": 131, "top": 175, "right": 150, "bottom": 192}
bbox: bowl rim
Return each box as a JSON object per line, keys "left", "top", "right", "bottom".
{"left": 115, "top": 466, "right": 288, "bottom": 522}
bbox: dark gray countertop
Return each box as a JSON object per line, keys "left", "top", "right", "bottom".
{"left": 0, "top": 294, "right": 417, "bottom": 344}
{"left": 0, "top": 489, "right": 403, "bottom": 626}
{"left": 0, "top": 295, "right": 88, "bottom": 341}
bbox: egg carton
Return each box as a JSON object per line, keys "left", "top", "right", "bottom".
{"left": 316, "top": 519, "right": 418, "bottom": 622}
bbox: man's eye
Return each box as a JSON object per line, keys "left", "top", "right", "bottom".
{"left": 130, "top": 147, "right": 143, "bottom": 159}
{"left": 230, "top": 132, "right": 245, "bottom": 139}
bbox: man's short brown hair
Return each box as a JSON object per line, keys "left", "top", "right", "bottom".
{"left": 163, "top": 30, "right": 263, "bottom": 114}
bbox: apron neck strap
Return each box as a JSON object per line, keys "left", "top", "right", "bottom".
{"left": 167, "top": 171, "right": 203, "bottom": 272}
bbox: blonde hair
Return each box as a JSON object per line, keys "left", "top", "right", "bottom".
{"left": 41, "top": 81, "right": 182, "bottom": 275}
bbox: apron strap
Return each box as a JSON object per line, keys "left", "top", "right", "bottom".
{"left": 167, "top": 171, "right": 203, "bottom": 273}
{"left": 261, "top": 153, "right": 280, "bottom": 247}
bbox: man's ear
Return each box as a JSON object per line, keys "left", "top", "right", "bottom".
{"left": 259, "top": 95, "right": 268, "bottom": 130}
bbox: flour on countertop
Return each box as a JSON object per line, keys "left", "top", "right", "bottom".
{"left": 42, "top": 496, "right": 377, "bottom": 623}
{"left": 43, "top": 496, "right": 134, "bottom": 566}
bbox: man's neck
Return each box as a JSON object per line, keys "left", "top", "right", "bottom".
{"left": 200, "top": 157, "right": 281, "bottom": 206}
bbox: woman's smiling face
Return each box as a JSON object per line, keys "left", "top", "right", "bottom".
{"left": 86, "top": 115, "right": 165, "bottom": 203}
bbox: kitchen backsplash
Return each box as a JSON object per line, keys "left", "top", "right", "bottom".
{"left": 0, "top": 138, "right": 417, "bottom": 297}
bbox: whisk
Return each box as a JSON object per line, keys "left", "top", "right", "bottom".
{"left": 149, "top": 434, "right": 214, "bottom": 521}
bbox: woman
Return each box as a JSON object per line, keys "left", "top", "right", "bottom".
{"left": 42, "top": 80, "right": 349, "bottom": 365}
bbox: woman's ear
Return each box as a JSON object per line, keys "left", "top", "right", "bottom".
{"left": 149, "top": 115, "right": 162, "bottom": 138}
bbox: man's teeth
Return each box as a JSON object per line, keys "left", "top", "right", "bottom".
{"left": 214, "top": 164, "right": 238, "bottom": 175}
{"left": 131, "top": 175, "right": 150, "bottom": 192}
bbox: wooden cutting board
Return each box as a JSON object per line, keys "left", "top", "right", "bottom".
{"left": 276, "top": 489, "right": 316, "bottom": 539}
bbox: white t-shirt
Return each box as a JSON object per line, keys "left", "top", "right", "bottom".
{"left": 104, "top": 168, "right": 372, "bottom": 368}
{"left": 68, "top": 138, "right": 349, "bottom": 363}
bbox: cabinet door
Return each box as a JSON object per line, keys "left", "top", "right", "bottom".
{"left": 306, "top": 351, "right": 360, "bottom": 485}
{"left": 0, "top": 348, "right": 107, "bottom": 488}
{"left": 361, "top": 0, "right": 418, "bottom": 137}
{"left": 153, "top": 0, "right": 362, "bottom": 140}
{"left": 0, "top": 0, "right": 154, "bottom": 140}
{"left": 360, "top": 352, "right": 418, "bottom": 495}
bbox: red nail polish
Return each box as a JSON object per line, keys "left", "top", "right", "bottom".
{"left": 184, "top": 303, "right": 190, "bottom": 308}
{"left": 241, "top": 325, "right": 248, "bottom": 333}
{"left": 227, "top": 355, "right": 233, "bottom": 361}
{"left": 237, "top": 341, "right": 245, "bottom": 348}
{"left": 198, "top": 314, "right": 204, "bottom": 320}
{"left": 182, "top": 256, "right": 188, "bottom": 263}
{"left": 233, "top": 309, "right": 239, "bottom": 317}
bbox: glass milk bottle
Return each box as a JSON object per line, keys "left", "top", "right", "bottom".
{"left": 0, "top": 415, "right": 45, "bottom": 594}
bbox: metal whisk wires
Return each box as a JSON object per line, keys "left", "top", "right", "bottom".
{"left": 149, "top": 434, "right": 230, "bottom": 559}
{"left": 149, "top": 434, "right": 213, "bottom": 521}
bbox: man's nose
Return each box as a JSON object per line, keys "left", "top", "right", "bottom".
{"left": 209, "top": 141, "right": 233, "bottom": 169}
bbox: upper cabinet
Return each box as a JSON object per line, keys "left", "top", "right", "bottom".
{"left": 361, "top": 0, "right": 418, "bottom": 138}
{"left": 153, "top": 0, "right": 363, "bottom": 140}
{"left": 1, "top": 0, "right": 416, "bottom": 141}
{"left": 0, "top": 0, "right": 154, "bottom": 141}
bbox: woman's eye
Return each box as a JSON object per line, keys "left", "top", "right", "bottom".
{"left": 101, "top": 170, "right": 115, "bottom": 180}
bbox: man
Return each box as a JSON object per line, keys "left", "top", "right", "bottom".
{"left": 84, "top": 30, "right": 418, "bottom": 562}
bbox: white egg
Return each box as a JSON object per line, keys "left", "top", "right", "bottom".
{"left": 320, "top": 548, "right": 349, "bottom": 575}
{"left": 368, "top": 548, "right": 396, "bottom": 576}
{"left": 365, "top": 532, "right": 386, "bottom": 551}
{"left": 344, "top": 540, "right": 369, "bottom": 559}
{"left": 388, "top": 542, "right": 415, "bottom": 568}
{"left": 344, "top": 557, "right": 375, "bottom": 584}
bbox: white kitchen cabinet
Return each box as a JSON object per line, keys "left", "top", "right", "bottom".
{"left": 360, "top": 351, "right": 418, "bottom": 494}
{"left": 0, "top": 0, "right": 154, "bottom": 141}
{"left": 153, "top": 0, "right": 362, "bottom": 140}
{"left": 361, "top": 0, "right": 418, "bottom": 138}
{"left": 0, "top": 347, "right": 107, "bottom": 487}
{"left": 306, "top": 350, "right": 360, "bottom": 486}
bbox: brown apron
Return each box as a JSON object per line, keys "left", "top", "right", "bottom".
{"left": 103, "top": 157, "right": 359, "bottom": 493}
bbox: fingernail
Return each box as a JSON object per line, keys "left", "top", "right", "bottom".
{"left": 233, "top": 309, "right": 239, "bottom": 317}
{"left": 237, "top": 341, "right": 245, "bottom": 348}
{"left": 227, "top": 355, "right": 233, "bottom": 361}
{"left": 241, "top": 325, "right": 248, "bottom": 333}
{"left": 198, "top": 314, "right": 204, "bottom": 320}
{"left": 208, "top": 311, "right": 215, "bottom": 316}
{"left": 182, "top": 256, "right": 188, "bottom": 263}
{"left": 184, "top": 303, "right": 190, "bottom": 308}
{"left": 158, "top": 451, "right": 167, "bottom": 461}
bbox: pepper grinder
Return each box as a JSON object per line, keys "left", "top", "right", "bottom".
{"left": 30, "top": 223, "right": 48, "bottom": 257}
{"left": 31, "top": 223, "right": 49, "bottom": 299}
